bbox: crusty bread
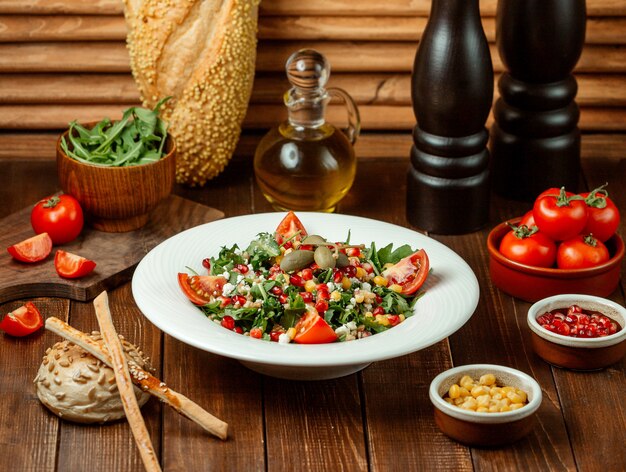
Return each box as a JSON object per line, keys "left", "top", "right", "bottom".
{"left": 34, "top": 333, "right": 151, "bottom": 424}
{"left": 124, "top": 0, "right": 260, "bottom": 186}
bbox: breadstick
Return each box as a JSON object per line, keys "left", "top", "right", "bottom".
{"left": 45, "top": 316, "right": 228, "bottom": 440}
{"left": 93, "top": 292, "right": 162, "bottom": 472}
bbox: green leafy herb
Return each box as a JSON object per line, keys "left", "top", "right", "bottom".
{"left": 246, "top": 232, "right": 281, "bottom": 270}
{"left": 60, "top": 97, "right": 171, "bottom": 167}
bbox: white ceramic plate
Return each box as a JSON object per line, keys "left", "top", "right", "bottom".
{"left": 132, "top": 213, "right": 479, "bottom": 380}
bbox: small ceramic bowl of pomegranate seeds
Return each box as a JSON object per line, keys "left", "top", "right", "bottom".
{"left": 429, "top": 364, "right": 542, "bottom": 447}
{"left": 528, "top": 294, "right": 626, "bottom": 370}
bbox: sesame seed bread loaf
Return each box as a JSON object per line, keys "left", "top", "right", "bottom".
{"left": 34, "top": 334, "right": 151, "bottom": 424}
{"left": 124, "top": 0, "right": 260, "bottom": 185}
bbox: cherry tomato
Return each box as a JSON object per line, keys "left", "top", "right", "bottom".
{"left": 293, "top": 309, "right": 338, "bottom": 344}
{"left": 499, "top": 224, "right": 557, "bottom": 268}
{"left": 556, "top": 234, "right": 610, "bottom": 269}
{"left": 275, "top": 211, "right": 307, "bottom": 244}
{"left": 54, "top": 250, "right": 96, "bottom": 278}
{"left": 31, "top": 194, "right": 84, "bottom": 245}
{"left": 533, "top": 187, "right": 588, "bottom": 241}
{"left": 381, "top": 249, "right": 430, "bottom": 295}
{"left": 580, "top": 185, "right": 620, "bottom": 242}
{"left": 7, "top": 232, "right": 53, "bottom": 263}
{"left": 0, "top": 302, "right": 43, "bottom": 337}
{"left": 178, "top": 273, "right": 227, "bottom": 305}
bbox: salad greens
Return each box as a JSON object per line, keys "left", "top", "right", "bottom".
{"left": 60, "top": 97, "right": 171, "bottom": 167}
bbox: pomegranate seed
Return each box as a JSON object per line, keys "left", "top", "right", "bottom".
{"left": 556, "top": 323, "right": 570, "bottom": 336}
{"left": 233, "top": 295, "right": 247, "bottom": 306}
{"left": 290, "top": 274, "right": 305, "bottom": 287}
{"left": 234, "top": 326, "right": 243, "bottom": 334}
{"left": 315, "top": 299, "right": 329, "bottom": 313}
{"left": 202, "top": 258, "right": 211, "bottom": 270}
{"left": 387, "top": 314, "right": 401, "bottom": 326}
{"left": 279, "top": 294, "right": 289, "bottom": 304}
{"left": 220, "top": 297, "right": 232, "bottom": 308}
{"left": 300, "top": 244, "right": 313, "bottom": 251}
{"left": 270, "top": 331, "right": 281, "bottom": 342}
{"left": 372, "top": 306, "right": 385, "bottom": 316}
{"left": 269, "top": 264, "right": 282, "bottom": 274}
{"left": 333, "top": 270, "right": 343, "bottom": 284}
{"left": 317, "top": 289, "right": 330, "bottom": 301}
{"left": 569, "top": 305, "right": 583, "bottom": 314}
{"left": 301, "top": 268, "right": 314, "bottom": 281}
{"left": 250, "top": 328, "right": 263, "bottom": 339}
{"left": 235, "top": 264, "right": 249, "bottom": 274}
{"left": 270, "top": 286, "right": 283, "bottom": 296}
{"left": 221, "top": 316, "right": 235, "bottom": 330}
{"left": 300, "top": 292, "right": 313, "bottom": 303}
{"left": 347, "top": 247, "right": 361, "bottom": 257}
{"left": 343, "top": 265, "right": 357, "bottom": 278}
{"left": 362, "top": 262, "right": 374, "bottom": 274}
{"left": 375, "top": 295, "right": 383, "bottom": 304}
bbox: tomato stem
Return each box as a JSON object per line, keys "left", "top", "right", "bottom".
{"left": 583, "top": 183, "right": 609, "bottom": 209}
{"left": 583, "top": 234, "right": 599, "bottom": 247}
{"left": 507, "top": 223, "right": 539, "bottom": 239}
{"left": 43, "top": 196, "right": 61, "bottom": 208}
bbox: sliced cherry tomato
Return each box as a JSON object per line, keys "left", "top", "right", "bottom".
{"left": 533, "top": 187, "right": 588, "bottom": 241}
{"left": 0, "top": 302, "right": 43, "bottom": 337}
{"left": 293, "top": 309, "right": 338, "bottom": 344}
{"left": 580, "top": 185, "right": 620, "bottom": 242}
{"left": 54, "top": 250, "right": 96, "bottom": 278}
{"left": 499, "top": 224, "right": 557, "bottom": 268}
{"left": 178, "top": 273, "right": 227, "bottom": 305}
{"left": 381, "top": 249, "right": 430, "bottom": 295}
{"left": 275, "top": 211, "right": 307, "bottom": 244}
{"left": 7, "top": 232, "right": 53, "bottom": 263}
{"left": 31, "top": 194, "right": 84, "bottom": 245}
{"left": 557, "top": 234, "right": 610, "bottom": 269}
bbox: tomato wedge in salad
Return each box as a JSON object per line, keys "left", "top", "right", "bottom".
{"left": 178, "top": 273, "right": 228, "bottom": 305}
{"left": 54, "top": 250, "right": 96, "bottom": 278}
{"left": 381, "top": 249, "right": 430, "bottom": 295}
{"left": 293, "top": 309, "right": 338, "bottom": 344}
{"left": 0, "top": 302, "right": 43, "bottom": 337}
{"left": 275, "top": 211, "right": 307, "bottom": 244}
{"left": 7, "top": 232, "right": 53, "bottom": 263}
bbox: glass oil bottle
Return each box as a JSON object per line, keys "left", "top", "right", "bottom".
{"left": 254, "top": 49, "right": 360, "bottom": 212}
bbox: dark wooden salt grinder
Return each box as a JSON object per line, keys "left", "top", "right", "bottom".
{"left": 491, "top": 0, "right": 587, "bottom": 200}
{"left": 407, "top": 0, "right": 493, "bottom": 234}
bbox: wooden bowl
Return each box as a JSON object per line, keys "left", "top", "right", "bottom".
{"left": 56, "top": 127, "right": 176, "bottom": 232}
{"left": 487, "top": 218, "right": 624, "bottom": 302}
{"left": 429, "top": 364, "right": 542, "bottom": 447}
{"left": 528, "top": 294, "right": 626, "bottom": 370}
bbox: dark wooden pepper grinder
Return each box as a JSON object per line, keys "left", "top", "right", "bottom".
{"left": 407, "top": 0, "right": 493, "bottom": 234}
{"left": 491, "top": 0, "right": 587, "bottom": 200}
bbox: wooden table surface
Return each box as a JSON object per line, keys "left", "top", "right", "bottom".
{"left": 1, "top": 153, "right": 624, "bottom": 472}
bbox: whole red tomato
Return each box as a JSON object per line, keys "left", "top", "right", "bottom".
{"left": 580, "top": 185, "right": 620, "bottom": 242}
{"left": 520, "top": 210, "right": 536, "bottom": 227}
{"left": 533, "top": 187, "right": 587, "bottom": 241}
{"left": 31, "top": 195, "right": 84, "bottom": 245}
{"left": 499, "top": 224, "right": 557, "bottom": 268}
{"left": 556, "top": 234, "right": 610, "bottom": 269}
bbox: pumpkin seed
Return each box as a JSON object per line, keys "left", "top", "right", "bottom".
{"left": 336, "top": 252, "right": 350, "bottom": 268}
{"left": 280, "top": 250, "right": 315, "bottom": 272}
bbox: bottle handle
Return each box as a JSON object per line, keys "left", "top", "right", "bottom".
{"left": 328, "top": 87, "right": 361, "bottom": 145}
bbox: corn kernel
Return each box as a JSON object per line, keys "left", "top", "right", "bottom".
{"left": 304, "top": 280, "right": 316, "bottom": 292}
{"left": 373, "top": 275, "right": 388, "bottom": 287}
{"left": 516, "top": 389, "right": 528, "bottom": 403}
{"left": 510, "top": 403, "right": 525, "bottom": 410}
{"left": 479, "top": 374, "right": 496, "bottom": 386}
{"left": 506, "top": 392, "right": 524, "bottom": 404}
{"left": 499, "top": 405, "right": 511, "bottom": 412}
{"left": 459, "top": 375, "right": 474, "bottom": 389}
{"left": 488, "top": 405, "right": 499, "bottom": 413}
{"left": 458, "top": 387, "right": 470, "bottom": 397}
{"left": 448, "top": 384, "right": 461, "bottom": 399}
{"left": 356, "top": 267, "right": 367, "bottom": 279}
{"left": 354, "top": 292, "right": 365, "bottom": 303}
{"left": 476, "top": 406, "right": 489, "bottom": 413}
{"left": 461, "top": 397, "right": 477, "bottom": 410}
{"left": 389, "top": 284, "right": 403, "bottom": 293}
{"left": 476, "top": 394, "right": 490, "bottom": 407}
{"left": 382, "top": 263, "right": 394, "bottom": 270}
{"left": 275, "top": 255, "right": 284, "bottom": 264}
{"left": 490, "top": 387, "right": 502, "bottom": 396}
{"left": 471, "top": 386, "right": 488, "bottom": 398}
{"left": 445, "top": 397, "right": 454, "bottom": 404}
{"left": 399, "top": 314, "right": 405, "bottom": 322}
{"left": 501, "top": 386, "right": 514, "bottom": 395}
{"left": 342, "top": 276, "right": 351, "bottom": 290}
{"left": 454, "top": 397, "right": 464, "bottom": 406}
{"left": 364, "top": 311, "right": 373, "bottom": 318}
{"left": 375, "top": 314, "right": 390, "bottom": 326}
{"left": 330, "top": 291, "right": 341, "bottom": 301}
{"left": 286, "top": 328, "right": 296, "bottom": 340}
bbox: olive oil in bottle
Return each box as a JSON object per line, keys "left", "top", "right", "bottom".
{"left": 254, "top": 49, "right": 360, "bottom": 212}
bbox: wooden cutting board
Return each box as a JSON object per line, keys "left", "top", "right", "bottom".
{"left": 0, "top": 195, "right": 223, "bottom": 303}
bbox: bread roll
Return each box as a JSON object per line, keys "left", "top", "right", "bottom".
{"left": 34, "top": 333, "right": 151, "bottom": 424}
{"left": 124, "top": 0, "right": 260, "bottom": 186}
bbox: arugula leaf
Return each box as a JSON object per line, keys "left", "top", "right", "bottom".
{"left": 209, "top": 245, "right": 244, "bottom": 275}
{"left": 246, "top": 232, "right": 280, "bottom": 270}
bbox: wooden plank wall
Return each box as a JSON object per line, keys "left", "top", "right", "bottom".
{"left": 0, "top": 0, "right": 625, "bottom": 162}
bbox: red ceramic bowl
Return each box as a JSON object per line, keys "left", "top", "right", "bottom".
{"left": 487, "top": 218, "right": 624, "bottom": 303}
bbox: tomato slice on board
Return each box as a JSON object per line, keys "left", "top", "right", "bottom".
{"left": 7, "top": 232, "right": 53, "bottom": 263}
{"left": 293, "top": 309, "right": 338, "bottom": 344}
{"left": 178, "top": 273, "right": 228, "bottom": 306}
{"left": 54, "top": 250, "right": 96, "bottom": 278}
{"left": 0, "top": 302, "right": 44, "bottom": 337}
{"left": 381, "top": 249, "right": 430, "bottom": 295}
{"left": 275, "top": 211, "right": 307, "bottom": 244}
